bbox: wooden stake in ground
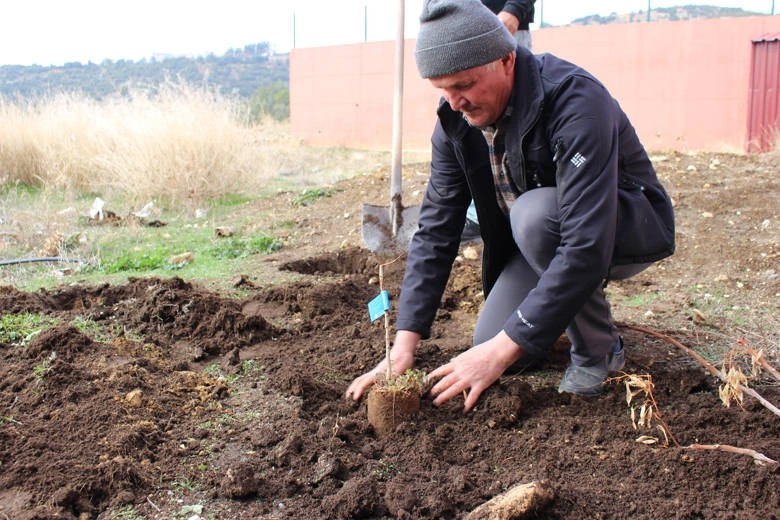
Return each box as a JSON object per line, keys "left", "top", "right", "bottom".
{"left": 379, "top": 262, "right": 393, "bottom": 381}
{"left": 466, "top": 480, "right": 555, "bottom": 520}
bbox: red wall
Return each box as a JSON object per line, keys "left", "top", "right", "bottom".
{"left": 290, "top": 15, "right": 780, "bottom": 153}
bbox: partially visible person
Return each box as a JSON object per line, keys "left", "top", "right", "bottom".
{"left": 482, "top": 0, "right": 535, "bottom": 48}
{"left": 463, "top": 0, "right": 537, "bottom": 243}
{"left": 347, "top": 0, "right": 675, "bottom": 412}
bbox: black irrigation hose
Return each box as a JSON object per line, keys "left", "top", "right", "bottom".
{"left": 0, "top": 257, "right": 88, "bottom": 267}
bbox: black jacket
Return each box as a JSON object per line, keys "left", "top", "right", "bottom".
{"left": 395, "top": 48, "right": 675, "bottom": 357}
{"left": 481, "top": 0, "right": 535, "bottom": 29}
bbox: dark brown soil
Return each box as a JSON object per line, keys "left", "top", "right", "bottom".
{"left": 1, "top": 151, "right": 779, "bottom": 519}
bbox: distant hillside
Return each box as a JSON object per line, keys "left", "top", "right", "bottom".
{"left": 570, "top": 4, "right": 763, "bottom": 25}
{"left": 0, "top": 42, "right": 288, "bottom": 101}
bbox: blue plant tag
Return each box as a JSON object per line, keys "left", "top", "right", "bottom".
{"left": 368, "top": 290, "right": 390, "bottom": 322}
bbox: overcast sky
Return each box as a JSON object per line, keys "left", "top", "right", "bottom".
{"left": 0, "top": 0, "right": 775, "bottom": 66}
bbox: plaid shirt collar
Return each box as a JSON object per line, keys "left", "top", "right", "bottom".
{"left": 479, "top": 98, "right": 520, "bottom": 216}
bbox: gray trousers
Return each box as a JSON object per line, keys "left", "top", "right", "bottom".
{"left": 515, "top": 30, "right": 532, "bottom": 50}
{"left": 473, "top": 188, "right": 650, "bottom": 367}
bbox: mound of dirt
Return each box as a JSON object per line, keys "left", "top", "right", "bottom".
{"left": 1, "top": 151, "right": 778, "bottom": 519}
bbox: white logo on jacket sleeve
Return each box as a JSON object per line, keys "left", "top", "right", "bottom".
{"left": 570, "top": 152, "right": 587, "bottom": 168}
{"left": 516, "top": 309, "right": 534, "bottom": 328}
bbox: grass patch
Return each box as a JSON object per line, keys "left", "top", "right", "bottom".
{"left": 99, "top": 248, "right": 175, "bottom": 273}
{"left": 686, "top": 286, "right": 743, "bottom": 326}
{"left": 71, "top": 216, "right": 281, "bottom": 279}
{"left": 105, "top": 505, "right": 145, "bottom": 520}
{"left": 291, "top": 187, "right": 335, "bottom": 207}
{"left": 33, "top": 352, "right": 56, "bottom": 384}
{"left": 0, "top": 312, "right": 58, "bottom": 346}
{"left": 689, "top": 342, "right": 728, "bottom": 366}
{"left": 206, "top": 235, "right": 281, "bottom": 259}
{"left": 198, "top": 413, "right": 237, "bottom": 431}
{"left": 211, "top": 193, "right": 254, "bottom": 208}
{"left": 202, "top": 359, "right": 265, "bottom": 386}
{"left": 373, "top": 459, "right": 399, "bottom": 481}
{"left": 620, "top": 292, "right": 661, "bottom": 307}
{"left": 71, "top": 316, "right": 119, "bottom": 343}
{"left": 171, "top": 478, "right": 201, "bottom": 493}
{"left": 0, "top": 415, "right": 22, "bottom": 427}
{"left": 0, "top": 182, "right": 41, "bottom": 197}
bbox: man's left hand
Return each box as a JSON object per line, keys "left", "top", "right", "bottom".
{"left": 428, "top": 331, "right": 523, "bottom": 412}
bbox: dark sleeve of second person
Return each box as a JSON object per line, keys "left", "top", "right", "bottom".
{"left": 481, "top": 0, "right": 536, "bottom": 28}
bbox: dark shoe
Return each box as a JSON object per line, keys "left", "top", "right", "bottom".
{"left": 461, "top": 218, "right": 482, "bottom": 243}
{"left": 557, "top": 338, "right": 625, "bottom": 396}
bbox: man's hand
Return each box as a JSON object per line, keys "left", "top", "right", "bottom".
{"left": 498, "top": 11, "right": 520, "bottom": 34}
{"left": 428, "top": 331, "right": 523, "bottom": 412}
{"left": 345, "top": 330, "right": 419, "bottom": 401}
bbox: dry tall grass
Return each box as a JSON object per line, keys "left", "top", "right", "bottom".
{"left": 0, "top": 84, "right": 391, "bottom": 207}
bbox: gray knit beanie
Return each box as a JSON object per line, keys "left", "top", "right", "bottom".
{"left": 415, "top": 0, "right": 517, "bottom": 79}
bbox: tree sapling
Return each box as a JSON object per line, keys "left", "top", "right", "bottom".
{"left": 365, "top": 258, "right": 428, "bottom": 436}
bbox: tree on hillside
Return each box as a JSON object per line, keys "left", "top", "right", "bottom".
{"left": 250, "top": 81, "right": 289, "bottom": 121}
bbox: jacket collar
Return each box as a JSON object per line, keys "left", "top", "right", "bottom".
{"left": 509, "top": 46, "right": 545, "bottom": 141}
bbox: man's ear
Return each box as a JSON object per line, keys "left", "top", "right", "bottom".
{"left": 501, "top": 51, "right": 516, "bottom": 74}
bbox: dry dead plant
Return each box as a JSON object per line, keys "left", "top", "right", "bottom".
{"left": 734, "top": 337, "right": 780, "bottom": 382}
{"left": 611, "top": 325, "right": 779, "bottom": 465}
{"left": 625, "top": 324, "right": 780, "bottom": 419}
{"left": 608, "top": 373, "right": 678, "bottom": 447}
{"left": 610, "top": 371, "right": 776, "bottom": 464}
{"left": 0, "top": 84, "right": 393, "bottom": 208}
{"left": 326, "top": 412, "right": 341, "bottom": 452}
{"left": 718, "top": 366, "right": 748, "bottom": 408}
{"left": 718, "top": 347, "right": 750, "bottom": 409}
{"left": 0, "top": 86, "right": 255, "bottom": 204}
{"left": 718, "top": 337, "right": 780, "bottom": 410}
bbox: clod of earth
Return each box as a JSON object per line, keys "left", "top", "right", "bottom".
{"left": 366, "top": 385, "right": 421, "bottom": 436}
{"left": 366, "top": 369, "right": 428, "bottom": 436}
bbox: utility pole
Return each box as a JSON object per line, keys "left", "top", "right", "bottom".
{"left": 364, "top": 4, "right": 368, "bottom": 42}
{"left": 539, "top": 0, "right": 543, "bottom": 27}
{"left": 647, "top": 0, "right": 651, "bottom": 22}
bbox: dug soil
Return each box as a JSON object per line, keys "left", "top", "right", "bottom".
{"left": 1, "top": 151, "right": 779, "bottom": 519}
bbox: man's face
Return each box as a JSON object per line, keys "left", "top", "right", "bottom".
{"left": 429, "top": 53, "right": 515, "bottom": 128}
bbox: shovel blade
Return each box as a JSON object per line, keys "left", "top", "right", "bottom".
{"left": 362, "top": 203, "right": 420, "bottom": 255}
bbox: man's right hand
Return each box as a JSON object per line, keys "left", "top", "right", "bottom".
{"left": 345, "top": 330, "right": 420, "bottom": 401}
